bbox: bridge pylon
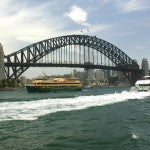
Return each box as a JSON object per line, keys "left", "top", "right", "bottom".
{"left": 0, "top": 43, "right": 6, "bottom": 80}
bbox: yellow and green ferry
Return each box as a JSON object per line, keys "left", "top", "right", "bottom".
{"left": 26, "top": 77, "right": 83, "bottom": 92}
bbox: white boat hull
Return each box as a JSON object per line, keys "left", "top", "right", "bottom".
{"left": 131, "top": 76, "right": 150, "bottom": 92}
{"left": 130, "top": 87, "right": 150, "bottom": 92}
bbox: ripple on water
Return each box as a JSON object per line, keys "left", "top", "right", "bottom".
{"left": 131, "top": 133, "right": 138, "bottom": 140}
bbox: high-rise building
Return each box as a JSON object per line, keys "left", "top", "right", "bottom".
{"left": 0, "top": 43, "right": 6, "bottom": 80}
{"left": 141, "top": 58, "right": 149, "bottom": 76}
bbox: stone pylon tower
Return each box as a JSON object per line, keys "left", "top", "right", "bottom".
{"left": 0, "top": 43, "right": 6, "bottom": 80}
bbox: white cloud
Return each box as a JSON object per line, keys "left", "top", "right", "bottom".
{"left": 0, "top": 0, "right": 69, "bottom": 54}
{"left": 65, "top": 4, "right": 113, "bottom": 34}
{"left": 0, "top": 1, "right": 113, "bottom": 56}
{"left": 117, "top": 0, "right": 150, "bottom": 13}
{"left": 66, "top": 5, "right": 89, "bottom": 26}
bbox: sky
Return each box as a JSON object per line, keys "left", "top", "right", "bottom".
{"left": 0, "top": 0, "right": 150, "bottom": 78}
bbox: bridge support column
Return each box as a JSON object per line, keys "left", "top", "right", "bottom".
{"left": 123, "top": 70, "right": 143, "bottom": 85}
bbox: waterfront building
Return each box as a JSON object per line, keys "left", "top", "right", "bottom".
{"left": 141, "top": 58, "right": 149, "bottom": 76}
{"left": 0, "top": 43, "right": 6, "bottom": 80}
{"left": 95, "top": 70, "right": 104, "bottom": 84}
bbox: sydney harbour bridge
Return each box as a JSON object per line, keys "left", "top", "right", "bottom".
{"left": 4, "top": 34, "right": 142, "bottom": 85}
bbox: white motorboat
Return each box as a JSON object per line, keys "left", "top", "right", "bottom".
{"left": 131, "top": 76, "right": 150, "bottom": 92}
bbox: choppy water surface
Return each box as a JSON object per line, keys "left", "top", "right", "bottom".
{"left": 0, "top": 87, "right": 150, "bottom": 149}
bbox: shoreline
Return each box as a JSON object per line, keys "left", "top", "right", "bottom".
{"left": 0, "top": 87, "right": 25, "bottom": 91}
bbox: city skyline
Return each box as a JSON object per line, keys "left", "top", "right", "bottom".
{"left": 0, "top": 0, "right": 150, "bottom": 78}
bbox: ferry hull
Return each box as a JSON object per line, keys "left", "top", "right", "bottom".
{"left": 26, "top": 86, "right": 82, "bottom": 92}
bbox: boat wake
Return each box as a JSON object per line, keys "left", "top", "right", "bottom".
{"left": 0, "top": 91, "right": 150, "bottom": 121}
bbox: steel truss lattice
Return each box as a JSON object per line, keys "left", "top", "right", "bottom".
{"left": 4, "top": 35, "right": 142, "bottom": 84}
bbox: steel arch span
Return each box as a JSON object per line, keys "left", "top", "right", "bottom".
{"left": 4, "top": 34, "right": 142, "bottom": 84}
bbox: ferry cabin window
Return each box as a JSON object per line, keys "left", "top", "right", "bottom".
{"left": 139, "top": 84, "right": 150, "bottom": 86}
{"left": 36, "top": 83, "right": 41, "bottom": 85}
{"left": 139, "top": 84, "right": 145, "bottom": 86}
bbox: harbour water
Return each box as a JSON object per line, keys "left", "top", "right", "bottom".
{"left": 0, "top": 87, "right": 150, "bottom": 149}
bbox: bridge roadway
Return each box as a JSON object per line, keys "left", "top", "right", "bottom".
{"left": 5, "top": 62, "right": 140, "bottom": 72}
